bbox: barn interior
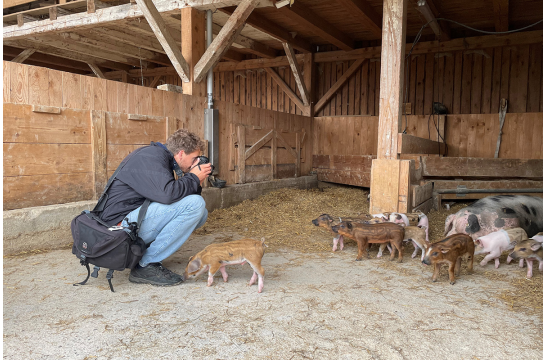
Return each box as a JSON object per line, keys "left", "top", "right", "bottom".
{"left": 3, "top": 0, "right": 544, "bottom": 357}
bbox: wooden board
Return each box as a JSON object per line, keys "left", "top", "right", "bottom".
{"left": 369, "top": 159, "right": 412, "bottom": 214}
{"left": 412, "top": 182, "right": 433, "bottom": 207}
{"left": 421, "top": 157, "right": 543, "bottom": 179}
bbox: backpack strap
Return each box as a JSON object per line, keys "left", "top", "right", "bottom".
{"left": 73, "top": 261, "right": 91, "bottom": 287}
{"left": 106, "top": 269, "right": 115, "bottom": 292}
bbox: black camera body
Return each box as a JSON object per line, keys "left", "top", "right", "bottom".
{"left": 196, "top": 155, "right": 215, "bottom": 173}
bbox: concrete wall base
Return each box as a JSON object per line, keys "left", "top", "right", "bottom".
{"left": 3, "top": 176, "right": 318, "bottom": 255}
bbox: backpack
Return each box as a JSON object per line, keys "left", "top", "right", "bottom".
{"left": 71, "top": 148, "right": 150, "bottom": 292}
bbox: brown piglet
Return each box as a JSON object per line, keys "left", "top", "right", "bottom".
{"left": 332, "top": 221, "right": 405, "bottom": 262}
{"left": 422, "top": 234, "right": 474, "bottom": 285}
{"left": 184, "top": 238, "right": 266, "bottom": 293}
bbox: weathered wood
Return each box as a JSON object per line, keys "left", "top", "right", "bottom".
{"left": 398, "top": 134, "right": 446, "bottom": 155}
{"left": 398, "top": 159, "right": 412, "bottom": 213}
{"left": 136, "top": 0, "right": 190, "bottom": 82}
{"left": 212, "top": 23, "right": 277, "bottom": 59}
{"left": 265, "top": 68, "right": 305, "bottom": 114}
{"left": 91, "top": 110, "right": 107, "bottom": 199}
{"left": 370, "top": 159, "right": 401, "bottom": 213}
{"left": 157, "top": 84, "right": 183, "bottom": 93}
{"left": 412, "top": 182, "right": 433, "bottom": 207}
{"left": 237, "top": 125, "right": 246, "bottom": 183}
{"left": 421, "top": 157, "right": 543, "bottom": 179}
{"left": 31, "top": 105, "right": 61, "bottom": 114}
{"left": 315, "top": 168, "right": 371, "bottom": 188}
{"left": 11, "top": 48, "right": 36, "bottom": 63}
{"left": 88, "top": 62, "right": 105, "bottom": 79}
{"left": 377, "top": 0, "right": 408, "bottom": 159}
{"left": 432, "top": 179, "right": 544, "bottom": 192}
{"left": 245, "top": 129, "right": 274, "bottom": 160}
{"left": 182, "top": 7, "right": 206, "bottom": 95}
{"left": 283, "top": 43, "right": 310, "bottom": 107}
{"left": 314, "top": 59, "right": 364, "bottom": 115}
{"left": 165, "top": 116, "right": 179, "bottom": 140}
{"left": 295, "top": 132, "right": 301, "bottom": 177}
{"left": 416, "top": 0, "right": 450, "bottom": 41}
{"left": 149, "top": 75, "right": 162, "bottom": 88}
{"left": 194, "top": 0, "right": 257, "bottom": 83}
{"left": 337, "top": 0, "right": 382, "bottom": 39}
{"left": 413, "top": 197, "right": 434, "bottom": 214}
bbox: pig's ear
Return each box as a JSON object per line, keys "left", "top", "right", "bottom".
{"left": 187, "top": 258, "right": 201, "bottom": 273}
{"left": 530, "top": 242, "right": 542, "bottom": 251}
{"left": 440, "top": 247, "right": 451, "bottom": 254}
{"left": 475, "top": 239, "right": 482, "bottom": 247}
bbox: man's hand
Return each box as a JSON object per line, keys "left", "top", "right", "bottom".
{"left": 189, "top": 162, "right": 212, "bottom": 184}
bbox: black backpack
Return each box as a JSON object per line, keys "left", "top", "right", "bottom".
{"left": 71, "top": 148, "right": 150, "bottom": 292}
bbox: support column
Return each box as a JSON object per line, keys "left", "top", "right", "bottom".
{"left": 303, "top": 53, "right": 314, "bottom": 117}
{"left": 370, "top": 0, "right": 413, "bottom": 214}
{"left": 181, "top": 7, "right": 206, "bottom": 96}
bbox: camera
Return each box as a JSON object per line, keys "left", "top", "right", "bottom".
{"left": 196, "top": 155, "right": 215, "bottom": 173}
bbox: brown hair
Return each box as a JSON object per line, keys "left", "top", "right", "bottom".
{"left": 165, "top": 129, "right": 204, "bottom": 155}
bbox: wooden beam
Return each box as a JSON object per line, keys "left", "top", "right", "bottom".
{"left": 219, "top": 7, "right": 313, "bottom": 53}
{"left": 87, "top": 27, "right": 165, "bottom": 54}
{"left": 104, "top": 66, "right": 177, "bottom": 79}
{"left": 313, "top": 58, "right": 364, "bottom": 115}
{"left": 87, "top": 0, "right": 109, "bottom": 13}
{"left": 4, "top": 39, "right": 134, "bottom": 71}
{"left": 337, "top": 0, "right": 382, "bottom": 39}
{"left": 17, "top": 13, "right": 38, "bottom": 27}
{"left": 4, "top": 0, "right": 263, "bottom": 41}
{"left": 11, "top": 48, "right": 36, "bottom": 63}
{"left": 194, "top": 0, "right": 257, "bottom": 83}
{"left": 421, "top": 158, "right": 543, "bottom": 179}
{"left": 4, "top": 45, "right": 92, "bottom": 71}
{"left": 397, "top": 134, "right": 446, "bottom": 155}
{"left": 88, "top": 62, "right": 106, "bottom": 78}
{"left": 423, "top": 0, "right": 451, "bottom": 41}
{"left": 265, "top": 67, "right": 306, "bottom": 113}
{"left": 136, "top": 0, "right": 191, "bottom": 82}
{"left": 182, "top": 7, "right": 206, "bottom": 95}
{"left": 278, "top": 2, "right": 354, "bottom": 51}
{"left": 214, "top": 54, "right": 303, "bottom": 72}
{"left": 283, "top": 43, "right": 309, "bottom": 106}
{"left": 4, "top": 0, "right": 34, "bottom": 9}
{"left": 492, "top": 0, "right": 509, "bottom": 32}
{"left": 149, "top": 75, "right": 162, "bottom": 88}
{"left": 212, "top": 23, "right": 277, "bottom": 59}
{"left": 303, "top": 53, "right": 314, "bottom": 116}
{"left": 313, "top": 30, "right": 542, "bottom": 63}
{"left": 377, "top": 0, "right": 408, "bottom": 159}
{"left": 416, "top": 0, "right": 450, "bottom": 41}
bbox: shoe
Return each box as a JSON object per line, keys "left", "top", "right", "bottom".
{"left": 129, "top": 263, "right": 185, "bottom": 286}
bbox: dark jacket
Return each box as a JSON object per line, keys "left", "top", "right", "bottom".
{"left": 99, "top": 142, "right": 202, "bottom": 225}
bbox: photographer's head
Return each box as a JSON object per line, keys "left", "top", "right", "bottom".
{"left": 166, "top": 129, "right": 205, "bottom": 173}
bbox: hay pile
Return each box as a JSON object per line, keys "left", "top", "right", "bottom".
{"left": 196, "top": 186, "right": 370, "bottom": 252}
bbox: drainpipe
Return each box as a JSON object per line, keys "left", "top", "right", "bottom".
{"left": 204, "top": 9, "right": 218, "bottom": 174}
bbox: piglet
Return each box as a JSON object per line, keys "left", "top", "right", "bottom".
{"left": 417, "top": 213, "right": 429, "bottom": 242}
{"left": 508, "top": 239, "right": 543, "bottom": 279}
{"left": 184, "top": 238, "right": 266, "bottom": 293}
{"left": 422, "top": 234, "right": 474, "bottom": 284}
{"left": 475, "top": 227, "right": 528, "bottom": 269}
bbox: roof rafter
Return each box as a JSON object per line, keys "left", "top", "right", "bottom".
{"left": 337, "top": 0, "right": 382, "bottom": 39}
{"left": 278, "top": 2, "right": 354, "bottom": 51}
{"left": 212, "top": 23, "right": 277, "bottom": 58}
{"left": 491, "top": 0, "right": 509, "bottom": 32}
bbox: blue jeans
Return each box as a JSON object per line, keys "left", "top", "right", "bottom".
{"left": 121, "top": 195, "right": 208, "bottom": 267}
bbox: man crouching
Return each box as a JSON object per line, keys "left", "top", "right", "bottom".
{"left": 99, "top": 129, "right": 212, "bottom": 286}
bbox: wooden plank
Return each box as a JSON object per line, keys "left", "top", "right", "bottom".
{"left": 423, "top": 53, "right": 435, "bottom": 114}
{"left": 3, "top": 61, "right": 11, "bottom": 103}
{"left": 3, "top": 104, "right": 90, "bottom": 143}
{"left": 314, "top": 59, "right": 364, "bottom": 115}
{"left": 283, "top": 43, "right": 309, "bottom": 107}
{"left": 398, "top": 159, "right": 412, "bottom": 213}
{"left": 271, "top": 126, "right": 277, "bottom": 179}
{"left": 370, "top": 159, "right": 401, "bottom": 213}
{"left": 460, "top": 52, "right": 472, "bottom": 114}
{"left": 490, "top": 47, "right": 503, "bottom": 113}
{"left": 245, "top": 129, "right": 274, "bottom": 160}
{"left": 28, "top": 66, "right": 50, "bottom": 106}
{"left": 412, "top": 182, "right": 433, "bottom": 207}
{"left": 265, "top": 68, "right": 305, "bottom": 112}
{"left": 492, "top": 0, "right": 509, "bottom": 32}
{"left": 48, "top": 69, "right": 63, "bottom": 108}
{"left": 360, "top": 60, "right": 369, "bottom": 115}
{"left": 527, "top": 44, "right": 543, "bottom": 113}
{"left": 415, "top": 55, "right": 425, "bottom": 115}
{"left": 481, "top": 50, "right": 494, "bottom": 114}
{"left": 91, "top": 110, "right": 107, "bottom": 199}
{"left": 295, "top": 132, "right": 301, "bottom": 177}
{"left": 421, "top": 157, "right": 543, "bottom": 179}
{"left": 500, "top": 47, "right": 511, "bottom": 105}
{"left": 181, "top": 9, "right": 205, "bottom": 94}
{"left": 3, "top": 173, "right": 94, "bottom": 211}
{"left": 11, "top": 48, "right": 36, "bottom": 63}
{"left": 10, "top": 62, "right": 28, "bottom": 104}
{"left": 413, "top": 198, "right": 434, "bottom": 214}
{"left": 31, "top": 105, "right": 61, "bottom": 114}
{"left": 398, "top": 134, "right": 445, "bottom": 155}
{"left": 315, "top": 169, "right": 371, "bottom": 188}
{"left": 509, "top": 45, "right": 530, "bottom": 113}
{"left": 237, "top": 125, "right": 246, "bottom": 183}
{"left": 106, "top": 112, "right": 166, "bottom": 144}
{"left": 471, "top": 53, "right": 483, "bottom": 114}
{"left": 137, "top": 0, "right": 190, "bottom": 82}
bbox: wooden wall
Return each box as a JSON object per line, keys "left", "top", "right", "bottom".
{"left": 314, "top": 113, "right": 543, "bottom": 159}
{"left": 202, "top": 43, "right": 542, "bottom": 117}
{"left": 3, "top": 62, "right": 312, "bottom": 210}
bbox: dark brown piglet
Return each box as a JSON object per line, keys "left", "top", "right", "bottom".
{"left": 422, "top": 234, "right": 474, "bottom": 285}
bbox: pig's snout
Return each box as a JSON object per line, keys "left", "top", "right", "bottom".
{"left": 331, "top": 225, "right": 339, "bottom": 233}
{"left": 508, "top": 251, "right": 519, "bottom": 260}
{"left": 312, "top": 219, "right": 318, "bottom": 226}
{"left": 422, "top": 257, "right": 431, "bottom": 266}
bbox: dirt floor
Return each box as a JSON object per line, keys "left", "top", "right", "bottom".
{"left": 3, "top": 187, "right": 543, "bottom": 359}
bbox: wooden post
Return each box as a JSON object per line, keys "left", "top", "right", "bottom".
{"left": 303, "top": 52, "right": 314, "bottom": 117}
{"left": 295, "top": 132, "right": 301, "bottom": 177}
{"left": 271, "top": 129, "right": 277, "bottom": 179}
{"left": 377, "top": 0, "right": 408, "bottom": 159}
{"left": 237, "top": 125, "right": 246, "bottom": 183}
{"left": 370, "top": 0, "right": 411, "bottom": 214}
{"left": 181, "top": 7, "right": 206, "bottom": 96}
{"left": 91, "top": 110, "right": 107, "bottom": 200}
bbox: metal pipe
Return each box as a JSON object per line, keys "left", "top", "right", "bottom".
{"left": 206, "top": 9, "right": 213, "bottom": 109}
{"left": 435, "top": 188, "right": 543, "bottom": 194}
